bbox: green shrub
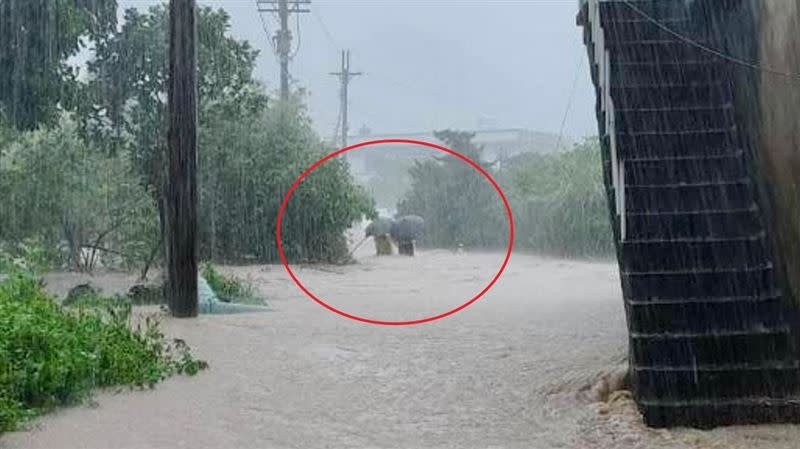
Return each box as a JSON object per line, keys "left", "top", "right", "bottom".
{"left": 62, "top": 285, "right": 131, "bottom": 309}
{"left": 0, "top": 272, "right": 206, "bottom": 432}
{"left": 0, "top": 238, "right": 58, "bottom": 276}
{"left": 0, "top": 115, "right": 159, "bottom": 273}
{"left": 503, "top": 137, "right": 614, "bottom": 258}
{"left": 201, "top": 262, "right": 260, "bottom": 304}
{"left": 199, "top": 102, "right": 375, "bottom": 263}
{"left": 395, "top": 133, "right": 613, "bottom": 258}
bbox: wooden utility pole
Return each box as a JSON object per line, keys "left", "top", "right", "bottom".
{"left": 256, "top": 0, "right": 311, "bottom": 101}
{"left": 329, "top": 50, "right": 361, "bottom": 147}
{"left": 166, "top": 0, "right": 198, "bottom": 318}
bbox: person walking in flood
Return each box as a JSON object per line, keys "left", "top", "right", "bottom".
{"left": 365, "top": 217, "right": 395, "bottom": 256}
{"left": 390, "top": 215, "right": 425, "bottom": 256}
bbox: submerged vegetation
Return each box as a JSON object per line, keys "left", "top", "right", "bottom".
{"left": 201, "top": 263, "right": 261, "bottom": 305}
{"left": 0, "top": 269, "right": 206, "bottom": 432}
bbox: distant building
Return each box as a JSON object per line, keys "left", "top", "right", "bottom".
{"left": 337, "top": 128, "right": 574, "bottom": 209}
{"left": 342, "top": 128, "right": 571, "bottom": 182}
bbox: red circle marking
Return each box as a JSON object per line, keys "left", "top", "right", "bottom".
{"left": 276, "top": 138, "right": 515, "bottom": 326}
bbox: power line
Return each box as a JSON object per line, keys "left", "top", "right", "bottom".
{"left": 622, "top": 0, "right": 800, "bottom": 81}
{"left": 307, "top": 10, "right": 348, "bottom": 143}
{"left": 254, "top": 0, "right": 277, "bottom": 53}
{"left": 256, "top": 0, "right": 311, "bottom": 100}
{"left": 554, "top": 53, "right": 584, "bottom": 152}
{"left": 312, "top": 9, "right": 338, "bottom": 51}
{"left": 308, "top": 7, "right": 474, "bottom": 129}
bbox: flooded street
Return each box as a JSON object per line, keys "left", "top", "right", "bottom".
{"left": 3, "top": 0, "right": 800, "bottom": 445}
{"left": 2, "top": 246, "right": 797, "bottom": 449}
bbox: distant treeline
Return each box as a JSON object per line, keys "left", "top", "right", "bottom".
{"left": 397, "top": 132, "right": 614, "bottom": 259}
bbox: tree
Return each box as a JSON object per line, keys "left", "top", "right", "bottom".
{"left": 87, "top": 5, "right": 372, "bottom": 265}
{"left": 0, "top": 114, "right": 158, "bottom": 271}
{"left": 85, "top": 5, "right": 268, "bottom": 264}
{"left": 0, "top": 3, "right": 374, "bottom": 273}
{"left": 0, "top": 0, "right": 117, "bottom": 130}
{"left": 200, "top": 99, "right": 375, "bottom": 263}
{"left": 397, "top": 130, "right": 505, "bottom": 248}
{"left": 501, "top": 137, "right": 613, "bottom": 258}
{"left": 86, "top": 5, "right": 267, "bottom": 187}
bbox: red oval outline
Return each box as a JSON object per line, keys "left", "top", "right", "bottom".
{"left": 276, "top": 138, "right": 515, "bottom": 326}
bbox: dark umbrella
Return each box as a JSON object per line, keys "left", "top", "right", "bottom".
{"left": 390, "top": 215, "right": 425, "bottom": 242}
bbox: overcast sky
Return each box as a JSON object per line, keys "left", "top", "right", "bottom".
{"left": 118, "top": 0, "right": 597, "bottom": 141}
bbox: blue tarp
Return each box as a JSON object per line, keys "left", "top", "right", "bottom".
{"left": 197, "top": 274, "right": 269, "bottom": 315}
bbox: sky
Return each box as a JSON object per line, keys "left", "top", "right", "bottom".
{"left": 118, "top": 0, "right": 597, "bottom": 141}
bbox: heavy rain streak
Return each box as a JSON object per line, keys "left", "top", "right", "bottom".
{"left": 1, "top": 0, "right": 800, "bottom": 448}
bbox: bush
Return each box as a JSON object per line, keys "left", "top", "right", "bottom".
{"left": 200, "top": 101, "right": 375, "bottom": 263}
{"left": 503, "top": 137, "right": 614, "bottom": 258}
{"left": 0, "top": 272, "right": 206, "bottom": 432}
{"left": 0, "top": 238, "right": 58, "bottom": 277}
{"left": 200, "top": 262, "right": 259, "bottom": 304}
{"left": 0, "top": 115, "right": 159, "bottom": 272}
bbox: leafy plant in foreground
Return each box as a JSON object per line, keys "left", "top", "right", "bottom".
{"left": 0, "top": 272, "right": 207, "bottom": 432}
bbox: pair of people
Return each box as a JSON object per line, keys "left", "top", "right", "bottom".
{"left": 365, "top": 215, "right": 424, "bottom": 257}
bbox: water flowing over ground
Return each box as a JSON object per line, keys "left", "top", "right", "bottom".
{"left": 3, "top": 246, "right": 800, "bottom": 449}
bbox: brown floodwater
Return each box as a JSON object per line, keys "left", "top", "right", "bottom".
{"left": 3, "top": 237, "right": 800, "bottom": 449}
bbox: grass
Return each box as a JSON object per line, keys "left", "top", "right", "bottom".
{"left": 0, "top": 271, "right": 207, "bottom": 432}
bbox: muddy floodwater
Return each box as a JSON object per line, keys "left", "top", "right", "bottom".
{"left": 3, "top": 245, "right": 800, "bottom": 449}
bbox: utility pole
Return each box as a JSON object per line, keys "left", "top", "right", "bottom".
{"left": 329, "top": 50, "right": 361, "bottom": 147}
{"left": 166, "top": 0, "right": 198, "bottom": 318}
{"left": 256, "top": 0, "right": 311, "bottom": 101}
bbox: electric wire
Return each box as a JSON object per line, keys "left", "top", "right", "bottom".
{"left": 622, "top": 0, "right": 800, "bottom": 81}
{"left": 254, "top": 0, "right": 277, "bottom": 54}
{"left": 554, "top": 53, "right": 584, "bottom": 152}
{"left": 312, "top": 8, "right": 339, "bottom": 52}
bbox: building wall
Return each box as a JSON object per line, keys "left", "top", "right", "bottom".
{"left": 758, "top": 0, "right": 800, "bottom": 306}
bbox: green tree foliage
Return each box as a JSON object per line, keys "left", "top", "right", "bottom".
{"left": 0, "top": 115, "right": 158, "bottom": 272}
{"left": 397, "top": 130, "right": 505, "bottom": 248}
{"left": 395, "top": 133, "right": 613, "bottom": 258}
{"left": 502, "top": 137, "right": 613, "bottom": 258}
{"left": 85, "top": 5, "right": 268, "bottom": 195}
{"left": 0, "top": 0, "right": 117, "bottom": 130}
{"left": 201, "top": 100, "right": 374, "bottom": 262}
{"left": 1, "top": 4, "right": 372, "bottom": 270}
